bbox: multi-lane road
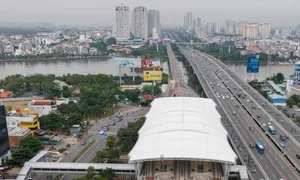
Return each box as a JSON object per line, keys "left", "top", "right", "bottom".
{"left": 180, "top": 46, "right": 300, "bottom": 180}
{"left": 35, "top": 106, "right": 150, "bottom": 180}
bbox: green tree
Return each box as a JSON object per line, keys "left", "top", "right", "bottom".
{"left": 62, "top": 86, "right": 72, "bottom": 98}
{"left": 120, "top": 89, "right": 141, "bottom": 104}
{"left": 271, "top": 73, "right": 285, "bottom": 84}
{"left": 12, "top": 147, "right": 35, "bottom": 164}
{"left": 161, "top": 73, "right": 168, "bottom": 84}
{"left": 287, "top": 98, "right": 296, "bottom": 108}
{"left": 40, "top": 113, "right": 66, "bottom": 130}
{"left": 68, "top": 113, "right": 82, "bottom": 127}
{"left": 99, "top": 168, "right": 116, "bottom": 180}
{"left": 107, "top": 148, "right": 120, "bottom": 159}
{"left": 86, "top": 166, "right": 96, "bottom": 180}
{"left": 142, "top": 85, "right": 162, "bottom": 96}
{"left": 106, "top": 136, "right": 117, "bottom": 150}
{"left": 20, "top": 136, "right": 43, "bottom": 153}
{"left": 275, "top": 73, "right": 284, "bottom": 84}
{"left": 106, "top": 38, "right": 117, "bottom": 45}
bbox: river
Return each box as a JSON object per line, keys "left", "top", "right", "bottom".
{"left": 0, "top": 59, "right": 295, "bottom": 81}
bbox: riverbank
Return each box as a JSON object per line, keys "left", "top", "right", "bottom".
{"left": 0, "top": 55, "right": 109, "bottom": 62}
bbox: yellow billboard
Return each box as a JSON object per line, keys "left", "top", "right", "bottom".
{"left": 143, "top": 70, "right": 162, "bottom": 81}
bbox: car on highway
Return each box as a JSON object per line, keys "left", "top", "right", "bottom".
{"left": 247, "top": 99, "right": 250, "bottom": 102}
{"left": 256, "top": 115, "right": 261, "bottom": 120}
{"left": 231, "top": 97, "right": 234, "bottom": 100}
{"left": 222, "top": 96, "right": 225, "bottom": 99}
{"left": 232, "top": 111, "right": 236, "bottom": 115}
{"left": 226, "top": 95, "right": 229, "bottom": 99}
{"left": 296, "top": 154, "right": 300, "bottom": 159}
{"left": 249, "top": 126, "right": 253, "bottom": 131}
{"left": 99, "top": 130, "right": 104, "bottom": 135}
{"left": 111, "top": 122, "right": 116, "bottom": 126}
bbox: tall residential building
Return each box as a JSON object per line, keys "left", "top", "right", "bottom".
{"left": 261, "top": 23, "right": 271, "bottom": 38}
{"left": 235, "top": 21, "right": 248, "bottom": 35}
{"left": 281, "top": 28, "right": 292, "bottom": 38}
{"left": 225, "top": 20, "right": 236, "bottom": 34}
{"left": 205, "top": 22, "right": 213, "bottom": 34}
{"left": 294, "top": 61, "right": 300, "bottom": 85}
{"left": 212, "top": 22, "right": 221, "bottom": 34}
{"left": 115, "top": 4, "right": 130, "bottom": 39}
{"left": 243, "top": 24, "right": 259, "bottom": 38}
{"left": 184, "top": 12, "right": 193, "bottom": 31}
{"left": 196, "top": 17, "right": 202, "bottom": 28}
{"left": 0, "top": 104, "right": 11, "bottom": 165}
{"left": 196, "top": 27, "right": 206, "bottom": 39}
{"left": 148, "top": 10, "right": 161, "bottom": 36}
{"left": 295, "top": 25, "right": 300, "bottom": 38}
{"left": 132, "top": 6, "right": 148, "bottom": 39}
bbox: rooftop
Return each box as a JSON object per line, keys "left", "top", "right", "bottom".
{"left": 8, "top": 127, "right": 31, "bottom": 136}
{"left": 128, "top": 97, "right": 236, "bottom": 164}
{"left": 268, "top": 93, "right": 286, "bottom": 100}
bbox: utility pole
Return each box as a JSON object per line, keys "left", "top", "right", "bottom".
{"left": 119, "top": 64, "right": 122, "bottom": 86}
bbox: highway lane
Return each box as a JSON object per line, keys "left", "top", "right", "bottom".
{"left": 182, "top": 47, "right": 300, "bottom": 180}
{"left": 197, "top": 51, "right": 300, "bottom": 172}
{"left": 200, "top": 50, "right": 300, "bottom": 178}
{"left": 182, "top": 50, "right": 266, "bottom": 179}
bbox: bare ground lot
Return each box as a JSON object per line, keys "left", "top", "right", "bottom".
{"left": 2, "top": 101, "right": 30, "bottom": 110}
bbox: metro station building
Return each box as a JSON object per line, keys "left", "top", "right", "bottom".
{"left": 128, "top": 97, "right": 237, "bottom": 180}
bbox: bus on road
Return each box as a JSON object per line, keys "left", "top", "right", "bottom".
{"left": 268, "top": 126, "right": 276, "bottom": 135}
{"left": 255, "top": 142, "right": 264, "bottom": 154}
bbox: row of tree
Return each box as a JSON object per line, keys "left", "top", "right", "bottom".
{"left": 131, "top": 44, "right": 169, "bottom": 63}
{"left": 194, "top": 43, "right": 291, "bottom": 62}
{"left": 74, "top": 167, "right": 116, "bottom": 180}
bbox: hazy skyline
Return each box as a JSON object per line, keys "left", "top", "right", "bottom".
{"left": 1, "top": 0, "right": 299, "bottom": 27}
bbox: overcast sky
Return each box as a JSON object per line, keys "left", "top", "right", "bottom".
{"left": 1, "top": 0, "right": 299, "bottom": 27}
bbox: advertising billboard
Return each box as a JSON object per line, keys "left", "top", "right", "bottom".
{"left": 142, "top": 58, "right": 161, "bottom": 69}
{"left": 143, "top": 70, "right": 162, "bottom": 81}
{"left": 223, "top": 41, "right": 235, "bottom": 47}
{"left": 112, "top": 57, "right": 141, "bottom": 68}
{"left": 247, "top": 55, "right": 260, "bottom": 73}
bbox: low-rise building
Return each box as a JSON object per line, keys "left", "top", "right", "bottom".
{"left": 28, "top": 100, "right": 57, "bottom": 117}
{"left": 268, "top": 94, "right": 287, "bottom": 106}
{"left": 6, "top": 110, "right": 39, "bottom": 135}
{"left": 288, "top": 85, "right": 300, "bottom": 97}
{"left": 8, "top": 127, "right": 31, "bottom": 148}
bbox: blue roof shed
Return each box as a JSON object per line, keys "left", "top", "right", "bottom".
{"left": 268, "top": 94, "right": 286, "bottom": 104}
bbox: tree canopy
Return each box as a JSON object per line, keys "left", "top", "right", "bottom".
{"left": 12, "top": 136, "right": 43, "bottom": 164}
{"left": 73, "top": 167, "right": 116, "bottom": 180}
{"left": 287, "top": 94, "right": 300, "bottom": 108}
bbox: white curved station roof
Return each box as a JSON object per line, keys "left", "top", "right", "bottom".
{"left": 128, "top": 97, "right": 236, "bottom": 164}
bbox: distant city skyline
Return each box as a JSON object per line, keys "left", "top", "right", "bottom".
{"left": 1, "top": 0, "right": 300, "bottom": 27}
